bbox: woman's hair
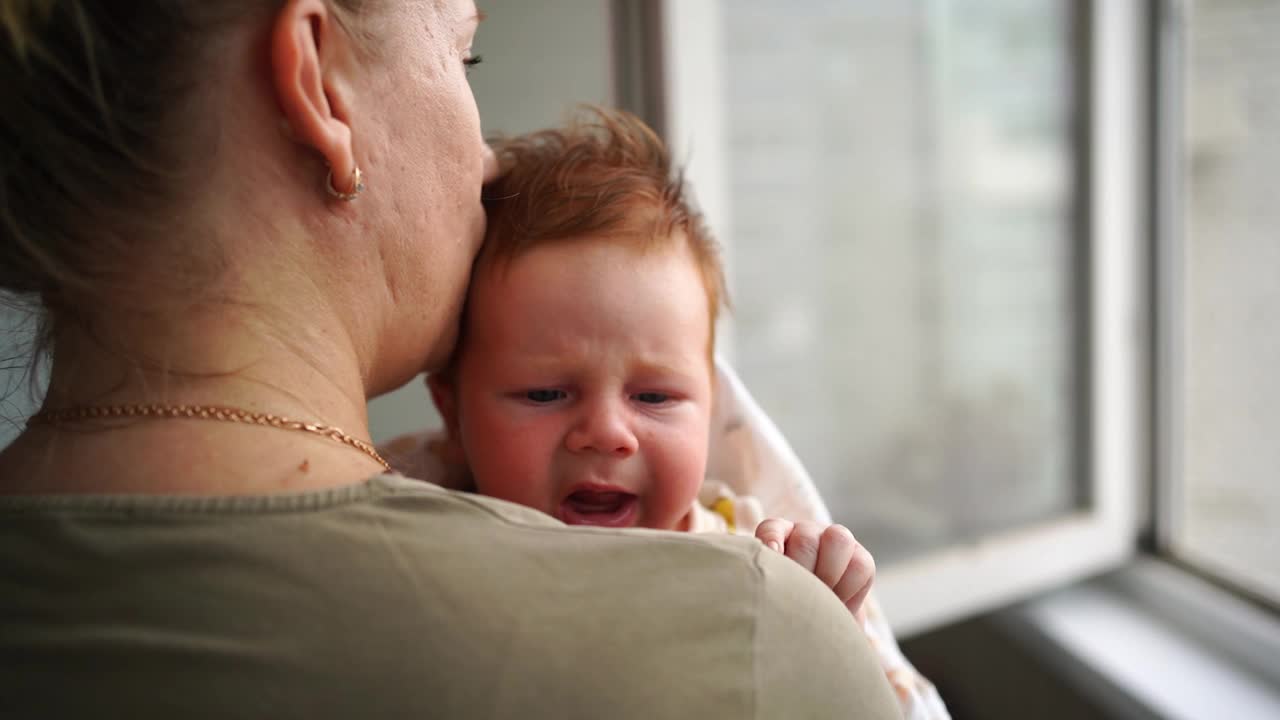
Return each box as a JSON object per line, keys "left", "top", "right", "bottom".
{"left": 478, "top": 107, "right": 728, "bottom": 354}
{"left": 0, "top": 1, "right": 373, "bottom": 337}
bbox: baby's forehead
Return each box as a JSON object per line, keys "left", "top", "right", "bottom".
{"left": 448, "top": 240, "right": 718, "bottom": 380}
{"left": 462, "top": 236, "right": 710, "bottom": 332}
{"left": 458, "top": 229, "right": 719, "bottom": 352}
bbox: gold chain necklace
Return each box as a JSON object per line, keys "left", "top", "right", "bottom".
{"left": 27, "top": 404, "right": 392, "bottom": 472}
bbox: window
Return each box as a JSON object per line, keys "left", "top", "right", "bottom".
{"left": 1159, "top": 0, "right": 1280, "bottom": 609}
{"left": 0, "top": 305, "right": 39, "bottom": 448}
{"left": 652, "top": 0, "right": 1146, "bottom": 634}
{"left": 719, "top": 0, "right": 1083, "bottom": 563}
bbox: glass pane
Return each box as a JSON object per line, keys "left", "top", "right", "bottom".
{"left": 0, "top": 304, "right": 41, "bottom": 448}
{"left": 721, "top": 0, "right": 1083, "bottom": 563}
{"left": 1176, "top": 0, "right": 1280, "bottom": 603}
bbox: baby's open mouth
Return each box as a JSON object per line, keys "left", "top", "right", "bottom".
{"left": 558, "top": 489, "right": 639, "bottom": 527}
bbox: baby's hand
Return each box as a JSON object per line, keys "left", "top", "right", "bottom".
{"left": 755, "top": 519, "right": 875, "bottom": 624}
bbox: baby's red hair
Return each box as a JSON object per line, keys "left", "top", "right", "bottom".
{"left": 476, "top": 107, "right": 727, "bottom": 358}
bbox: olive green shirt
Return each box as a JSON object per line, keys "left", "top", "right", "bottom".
{"left": 0, "top": 474, "right": 901, "bottom": 719}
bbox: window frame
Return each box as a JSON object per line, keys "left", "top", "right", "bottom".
{"left": 640, "top": 0, "right": 1148, "bottom": 636}
{"left": 1149, "top": 0, "right": 1280, "bottom": 617}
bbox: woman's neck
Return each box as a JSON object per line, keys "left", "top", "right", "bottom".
{"left": 47, "top": 295, "right": 370, "bottom": 423}
{"left": 0, "top": 295, "right": 388, "bottom": 495}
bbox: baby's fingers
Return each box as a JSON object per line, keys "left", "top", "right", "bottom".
{"left": 755, "top": 518, "right": 794, "bottom": 554}
{"left": 781, "top": 521, "right": 825, "bottom": 574}
{"left": 831, "top": 536, "right": 876, "bottom": 621}
{"left": 814, "top": 524, "right": 858, "bottom": 590}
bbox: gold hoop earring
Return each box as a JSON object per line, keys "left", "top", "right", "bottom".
{"left": 326, "top": 166, "right": 365, "bottom": 201}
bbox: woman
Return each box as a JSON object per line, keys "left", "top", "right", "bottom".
{"left": 0, "top": 1, "right": 900, "bottom": 717}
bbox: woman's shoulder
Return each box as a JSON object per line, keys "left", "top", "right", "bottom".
{"left": 0, "top": 474, "right": 900, "bottom": 718}
{"left": 0, "top": 473, "right": 852, "bottom": 635}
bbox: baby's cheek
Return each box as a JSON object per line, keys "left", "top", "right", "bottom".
{"left": 461, "top": 420, "right": 517, "bottom": 493}
{"left": 649, "top": 435, "right": 710, "bottom": 529}
{"left": 465, "top": 418, "right": 559, "bottom": 511}
{"left": 469, "top": 438, "right": 523, "bottom": 490}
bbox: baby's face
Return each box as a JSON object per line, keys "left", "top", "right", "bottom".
{"left": 449, "top": 238, "right": 713, "bottom": 529}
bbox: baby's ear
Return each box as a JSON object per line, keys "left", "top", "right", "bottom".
{"left": 427, "top": 373, "right": 460, "bottom": 436}
{"left": 426, "top": 373, "right": 469, "bottom": 469}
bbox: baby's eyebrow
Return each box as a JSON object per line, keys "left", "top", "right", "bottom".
{"left": 630, "top": 359, "right": 699, "bottom": 380}
{"left": 515, "top": 355, "right": 575, "bottom": 370}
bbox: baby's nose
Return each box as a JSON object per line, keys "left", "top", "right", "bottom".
{"left": 565, "top": 401, "right": 638, "bottom": 457}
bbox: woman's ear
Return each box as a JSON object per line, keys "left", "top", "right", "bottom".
{"left": 269, "top": 0, "right": 359, "bottom": 192}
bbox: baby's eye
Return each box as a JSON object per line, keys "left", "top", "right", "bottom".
{"left": 525, "top": 389, "right": 567, "bottom": 404}
{"left": 633, "top": 392, "right": 671, "bottom": 405}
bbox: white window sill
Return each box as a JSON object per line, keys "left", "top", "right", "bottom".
{"left": 995, "top": 558, "right": 1280, "bottom": 720}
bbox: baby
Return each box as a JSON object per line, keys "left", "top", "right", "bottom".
{"left": 426, "top": 107, "right": 874, "bottom": 620}
{"left": 418, "top": 108, "right": 950, "bottom": 719}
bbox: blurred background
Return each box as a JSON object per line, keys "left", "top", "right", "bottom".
{"left": 3, "top": 1, "right": 1279, "bottom": 717}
